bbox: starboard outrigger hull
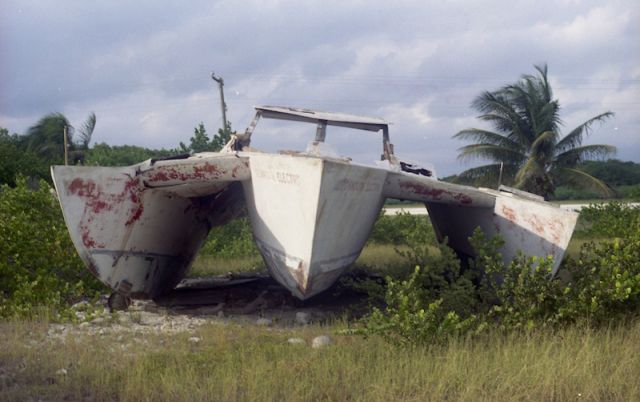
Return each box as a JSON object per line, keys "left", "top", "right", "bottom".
{"left": 52, "top": 106, "right": 578, "bottom": 301}
{"left": 51, "top": 155, "right": 249, "bottom": 299}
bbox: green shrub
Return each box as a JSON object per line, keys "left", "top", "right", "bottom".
{"left": 199, "top": 217, "right": 259, "bottom": 259}
{"left": 356, "top": 226, "right": 483, "bottom": 345}
{"left": 355, "top": 266, "right": 479, "bottom": 346}
{"left": 369, "top": 210, "right": 434, "bottom": 245}
{"left": 0, "top": 177, "right": 104, "bottom": 318}
{"left": 357, "top": 202, "right": 640, "bottom": 344}
{"left": 559, "top": 232, "right": 640, "bottom": 324}
{"left": 470, "top": 229, "right": 566, "bottom": 330}
{"left": 616, "top": 184, "right": 640, "bottom": 200}
{"left": 552, "top": 185, "right": 604, "bottom": 201}
{"left": 576, "top": 201, "right": 640, "bottom": 239}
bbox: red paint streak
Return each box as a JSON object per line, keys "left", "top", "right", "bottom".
{"left": 547, "top": 220, "right": 565, "bottom": 243}
{"left": 125, "top": 203, "right": 144, "bottom": 226}
{"left": 399, "top": 181, "right": 473, "bottom": 205}
{"left": 68, "top": 178, "right": 112, "bottom": 214}
{"left": 148, "top": 168, "right": 180, "bottom": 182}
{"left": 526, "top": 216, "right": 545, "bottom": 235}
{"left": 401, "top": 182, "right": 445, "bottom": 199}
{"left": 147, "top": 162, "right": 228, "bottom": 183}
{"left": 124, "top": 177, "right": 144, "bottom": 226}
{"left": 82, "top": 231, "right": 98, "bottom": 248}
{"left": 89, "top": 199, "right": 110, "bottom": 214}
{"left": 79, "top": 220, "right": 105, "bottom": 249}
{"left": 68, "top": 178, "right": 97, "bottom": 197}
{"left": 193, "top": 162, "right": 219, "bottom": 177}
{"left": 147, "top": 169, "right": 172, "bottom": 182}
{"left": 502, "top": 205, "right": 516, "bottom": 221}
{"left": 124, "top": 178, "right": 141, "bottom": 203}
{"left": 70, "top": 175, "right": 145, "bottom": 253}
{"left": 452, "top": 192, "right": 473, "bottom": 205}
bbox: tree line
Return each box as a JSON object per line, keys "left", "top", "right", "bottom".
{"left": 0, "top": 116, "right": 232, "bottom": 186}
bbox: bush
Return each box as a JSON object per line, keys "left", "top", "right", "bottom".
{"left": 359, "top": 268, "right": 478, "bottom": 346}
{"left": 470, "top": 229, "right": 566, "bottom": 330}
{"left": 357, "top": 218, "right": 483, "bottom": 344}
{"left": 0, "top": 177, "right": 104, "bottom": 318}
{"left": 357, "top": 203, "right": 640, "bottom": 344}
{"left": 369, "top": 210, "right": 434, "bottom": 245}
{"left": 577, "top": 201, "right": 639, "bottom": 239}
{"left": 616, "top": 184, "right": 640, "bottom": 200}
{"left": 559, "top": 233, "right": 640, "bottom": 324}
{"left": 199, "top": 217, "right": 259, "bottom": 259}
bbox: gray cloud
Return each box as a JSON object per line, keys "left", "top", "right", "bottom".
{"left": 1, "top": 0, "right": 638, "bottom": 175}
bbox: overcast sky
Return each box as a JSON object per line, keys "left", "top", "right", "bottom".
{"left": 1, "top": 0, "right": 638, "bottom": 176}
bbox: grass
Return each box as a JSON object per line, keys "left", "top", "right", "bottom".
{"left": 187, "top": 242, "right": 439, "bottom": 280}
{"left": 3, "top": 208, "right": 634, "bottom": 401}
{"left": 1, "top": 317, "right": 638, "bottom": 401}
{"left": 187, "top": 255, "right": 265, "bottom": 278}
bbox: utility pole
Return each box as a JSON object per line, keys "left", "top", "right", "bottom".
{"left": 63, "top": 125, "right": 69, "bottom": 166}
{"left": 211, "top": 71, "right": 228, "bottom": 130}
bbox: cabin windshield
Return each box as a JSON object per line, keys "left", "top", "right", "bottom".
{"left": 243, "top": 106, "right": 395, "bottom": 165}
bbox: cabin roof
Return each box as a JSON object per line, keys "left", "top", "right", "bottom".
{"left": 255, "top": 105, "right": 389, "bottom": 132}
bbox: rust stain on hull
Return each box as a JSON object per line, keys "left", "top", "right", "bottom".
{"left": 399, "top": 181, "right": 473, "bottom": 205}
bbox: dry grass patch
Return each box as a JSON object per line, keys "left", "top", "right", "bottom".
{"left": 1, "top": 318, "right": 639, "bottom": 401}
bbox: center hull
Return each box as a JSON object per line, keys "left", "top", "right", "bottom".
{"left": 243, "top": 154, "right": 386, "bottom": 299}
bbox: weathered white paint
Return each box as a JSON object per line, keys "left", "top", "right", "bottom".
{"left": 51, "top": 154, "right": 248, "bottom": 299}
{"left": 242, "top": 152, "right": 387, "bottom": 299}
{"left": 51, "top": 105, "right": 583, "bottom": 301}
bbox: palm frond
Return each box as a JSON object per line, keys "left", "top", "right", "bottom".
{"left": 78, "top": 112, "right": 96, "bottom": 149}
{"left": 471, "top": 91, "right": 514, "bottom": 115}
{"left": 453, "top": 163, "right": 516, "bottom": 188}
{"left": 533, "top": 63, "right": 552, "bottom": 102}
{"left": 530, "top": 130, "right": 558, "bottom": 164}
{"left": 553, "top": 167, "right": 615, "bottom": 197}
{"left": 506, "top": 79, "right": 559, "bottom": 136}
{"left": 555, "top": 112, "right": 615, "bottom": 153}
{"left": 554, "top": 144, "right": 616, "bottom": 168}
{"left": 453, "top": 128, "right": 523, "bottom": 150}
{"left": 536, "top": 101, "right": 562, "bottom": 132}
{"left": 476, "top": 115, "right": 530, "bottom": 147}
{"left": 457, "top": 144, "right": 525, "bottom": 164}
{"left": 471, "top": 92, "right": 529, "bottom": 140}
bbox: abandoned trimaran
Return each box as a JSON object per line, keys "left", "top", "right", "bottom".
{"left": 51, "top": 106, "right": 578, "bottom": 302}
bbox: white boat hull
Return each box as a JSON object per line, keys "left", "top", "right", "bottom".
{"left": 50, "top": 105, "right": 580, "bottom": 301}
{"left": 243, "top": 153, "right": 386, "bottom": 299}
{"left": 51, "top": 154, "right": 249, "bottom": 299}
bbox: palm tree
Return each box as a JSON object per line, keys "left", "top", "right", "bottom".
{"left": 70, "top": 112, "right": 96, "bottom": 164}
{"left": 23, "top": 113, "right": 72, "bottom": 165}
{"left": 77, "top": 112, "right": 96, "bottom": 150}
{"left": 453, "top": 64, "right": 615, "bottom": 199}
{"left": 23, "top": 112, "right": 96, "bottom": 165}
